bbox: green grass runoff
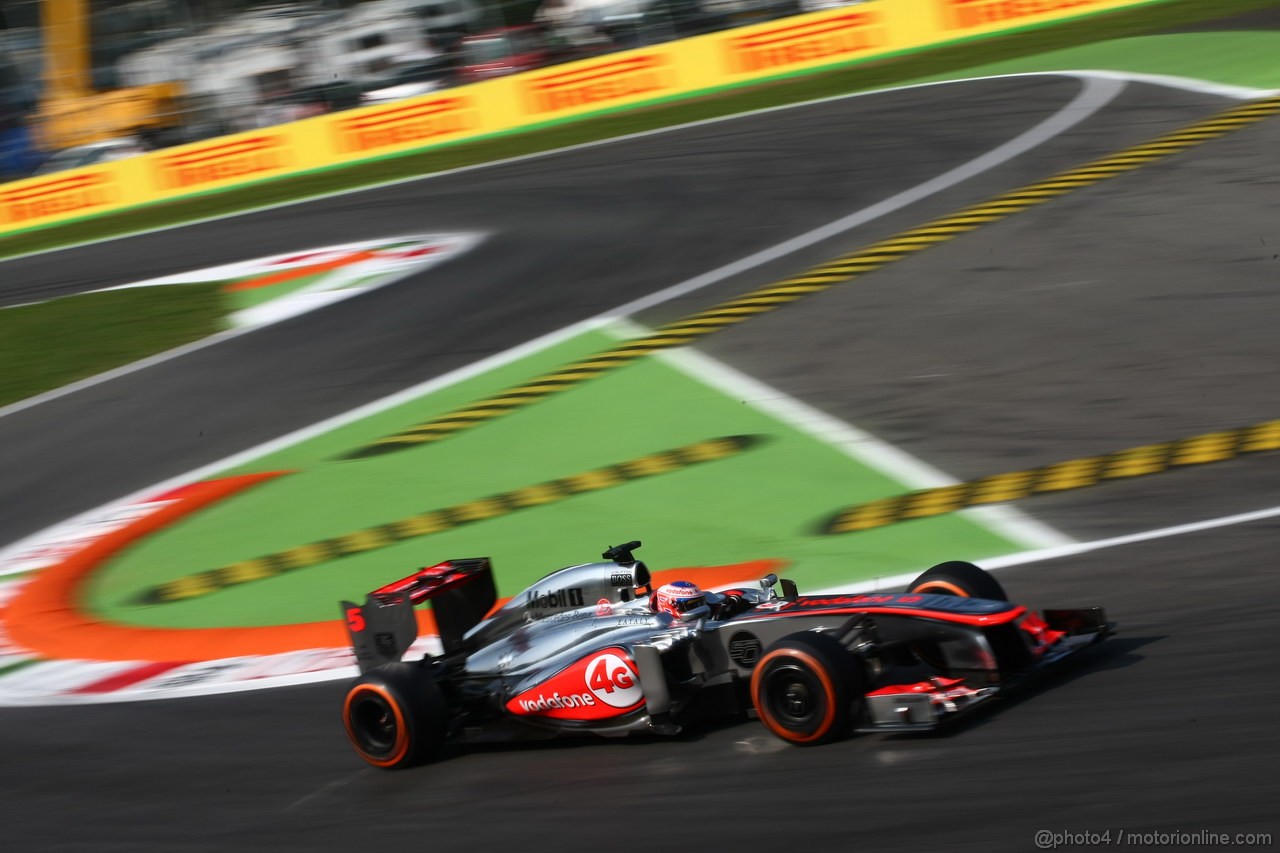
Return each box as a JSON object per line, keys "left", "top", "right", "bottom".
{"left": 912, "top": 30, "right": 1280, "bottom": 89}
{"left": 0, "top": 284, "right": 224, "bottom": 408}
{"left": 88, "top": 329, "right": 1021, "bottom": 627}
{"left": 0, "top": 0, "right": 1273, "bottom": 262}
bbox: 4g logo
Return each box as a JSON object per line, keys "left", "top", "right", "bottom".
{"left": 585, "top": 652, "right": 643, "bottom": 709}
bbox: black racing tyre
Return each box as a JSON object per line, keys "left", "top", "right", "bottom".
{"left": 907, "top": 560, "right": 1007, "bottom": 601}
{"left": 750, "top": 631, "right": 867, "bottom": 746}
{"left": 342, "top": 662, "right": 447, "bottom": 770}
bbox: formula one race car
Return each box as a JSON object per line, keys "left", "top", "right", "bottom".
{"left": 340, "top": 541, "right": 1112, "bottom": 769}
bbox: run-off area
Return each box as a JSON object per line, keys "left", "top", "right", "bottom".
{"left": 82, "top": 324, "right": 1034, "bottom": 630}
{"left": 1, "top": 74, "right": 1278, "bottom": 710}
{"left": 0, "top": 67, "right": 1278, "bottom": 851}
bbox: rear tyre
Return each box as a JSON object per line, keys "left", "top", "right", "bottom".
{"left": 907, "top": 560, "right": 1007, "bottom": 601}
{"left": 342, "top": 662, "right": 447, "bottom": 769}
{"left": 751, "top": 631, "right": 866, "bottom": 746}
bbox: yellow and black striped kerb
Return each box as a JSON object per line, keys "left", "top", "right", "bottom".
{"left": 140, "top": 434, "right": 762, "bottom": 604}
{"left": 342, "top": 94, "right": 1280, "bottom": 461}
{"left": 820, "top": 420, "right": 1280, "bottom": 534}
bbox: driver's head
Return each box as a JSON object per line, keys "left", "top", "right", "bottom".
{"left": 654, "top": 580, "right": 708, "bottom": 621}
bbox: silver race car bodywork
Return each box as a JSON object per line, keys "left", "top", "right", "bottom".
{"left": 340, "top": 541, "right": 1113, "bottom": 768}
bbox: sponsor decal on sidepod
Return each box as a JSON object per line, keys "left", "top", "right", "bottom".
{"left": 507, "top": 648, "right": 644, "bottom": 720}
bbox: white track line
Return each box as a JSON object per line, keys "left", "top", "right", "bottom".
{"left": 0, "top": 75, "right": 1118, "bottom": 563}
{"left": 14, "top": 502, "right": 1278, "bottom": 705}
{"left": 598, "top": 74, "right": 1124, "bottom": 320}
{"left": 0, "top": 74, "right": 1122, "bottom": 430}
{"left": 0, "top": 70, "right": 1260, "bottom": 700}
{"left": 1066, "top": 69, "right": 1278, "bottom": 100}
{"left": 808, "top": 503, "right": 1280, "bottom": 595}
{"left": 0, "top": 236, "right": 482, "bottom": 421}
{"left": 607, "top": 317, "right": 1072, "bottom": 550}
{"left": 0, "top": 665, "right": 363, "bottom": 707}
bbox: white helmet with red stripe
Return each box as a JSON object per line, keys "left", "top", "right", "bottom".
{"left": 653, "top": 580, "right": 709, "bottom": 621}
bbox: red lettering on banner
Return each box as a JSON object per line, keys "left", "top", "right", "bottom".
{"left": 725, "top": 11, "right": 886, "bottom": 74}
{"left": 939, "top": 0, "right": 1103, "bottom": 30}
{"left": 335, "top": 97, "right": 476, "bottom": 153}
{"left": 522, "top": 55, "right": 671, "bottom": 114}
{"left": 155, "top": 136, "right": 289, "bottom": 189}
{"left": 0, "top": 172, "right": 115, "bottom": 225}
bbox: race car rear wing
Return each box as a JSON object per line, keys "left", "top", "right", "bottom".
{"left": 341, "top": 557, "right": 497, "bottom": 673}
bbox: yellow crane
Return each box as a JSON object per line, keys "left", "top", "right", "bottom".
{"left": 35, "top": 0, "right": 185, "bottom": 152}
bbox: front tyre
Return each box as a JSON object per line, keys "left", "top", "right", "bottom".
{"left": 907, "top": 560, "right": 1007, "bottom": 601}
{"left": 342, "top": 662, "right": 446, "bottom": 769}
{"left": 750, "top": 632, "right": 866, "bottom": 746}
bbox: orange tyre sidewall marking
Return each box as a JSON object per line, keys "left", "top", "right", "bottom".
{"left": 751, "top": 648, "right": 840, "bottom": 745}
{"left": 911, "top": 580, "right": 970, "bottom": 597}
{"left": 343, "top": 682, "right": 410, "bottom": 768}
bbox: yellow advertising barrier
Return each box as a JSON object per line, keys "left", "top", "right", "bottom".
{"left": 0, "top": 125, "right": 318, "bottom": 230}
{"left": 1, "top": 0, "right": 1168, "bottom": 237}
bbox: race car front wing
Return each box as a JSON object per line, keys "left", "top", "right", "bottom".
{"left": 857, "top": 606, "right": 1113, "bottom": 732}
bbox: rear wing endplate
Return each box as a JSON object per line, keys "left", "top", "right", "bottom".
{"left": 341, "top": 557, "right": 497, "bottom": 673}
{"left": 341, "top": 592, "right": 418, "bottom": 675}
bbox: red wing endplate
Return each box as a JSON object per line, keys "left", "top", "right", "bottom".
{"left": 343, "top": 557, "right": 498, "bottom": 672}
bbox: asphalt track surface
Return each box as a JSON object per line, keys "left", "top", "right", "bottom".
{"left": 2, "top": 75, "right": 1278, "bottom": 851}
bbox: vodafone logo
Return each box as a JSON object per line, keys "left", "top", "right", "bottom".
{"left": 585, "top": 652, "right": 643, "bottom": 709}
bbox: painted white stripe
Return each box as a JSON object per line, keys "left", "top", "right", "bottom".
{"left": 0, "top": 68, "right": 1260, "bottom": 703}
{"left": 0, "top": 664, "right": 363, "bottom": 706}
{"left": 980, "top": 503, "right": 1280, "bottom": 570}
{"left": 1061, "top": 69, "right": 1277, "bottom": 101}
{"left": 0, "top": 76, "right": 1120, "bottom": 425}
{"left": 608, "top": 317, "right": 1072, "bottom": 550}
{"left": 0, "top": 69, "right": 1256, "bottom": 271}
{"left": 0, "top": 235, "right": 483, "bottom": 421}
{"left": 0, "top": 73, "right": 1121, "bottom": 572}
{"left": 0, "top": 660, "right": 136, "bottom": 694}
{"left": 4, "top": 504, "right": 1276, "bottom": 706}
{"left": 0, "top": 579, "right": 23, "bottom": 607}
{"left": 600, "top": 74, "right": 1125, "bottom": 320}
{"left": 0, "top": 314, "right": 611, "bottom": 569}
{"left": 0, "top": 332, "right": 250, "bottom": 423}
{"left": 807, "top": 503, "right": 1280, "bottom": 596}
{"left": 98, "top": 233, "right": 479, "bottom": 290}
{"left": 226, "top": 235, "right": 481, "bottom": 328}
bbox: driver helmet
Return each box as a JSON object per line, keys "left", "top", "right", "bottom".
{"left": 654, "top": 580, "right": 708, "bottom": 621}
